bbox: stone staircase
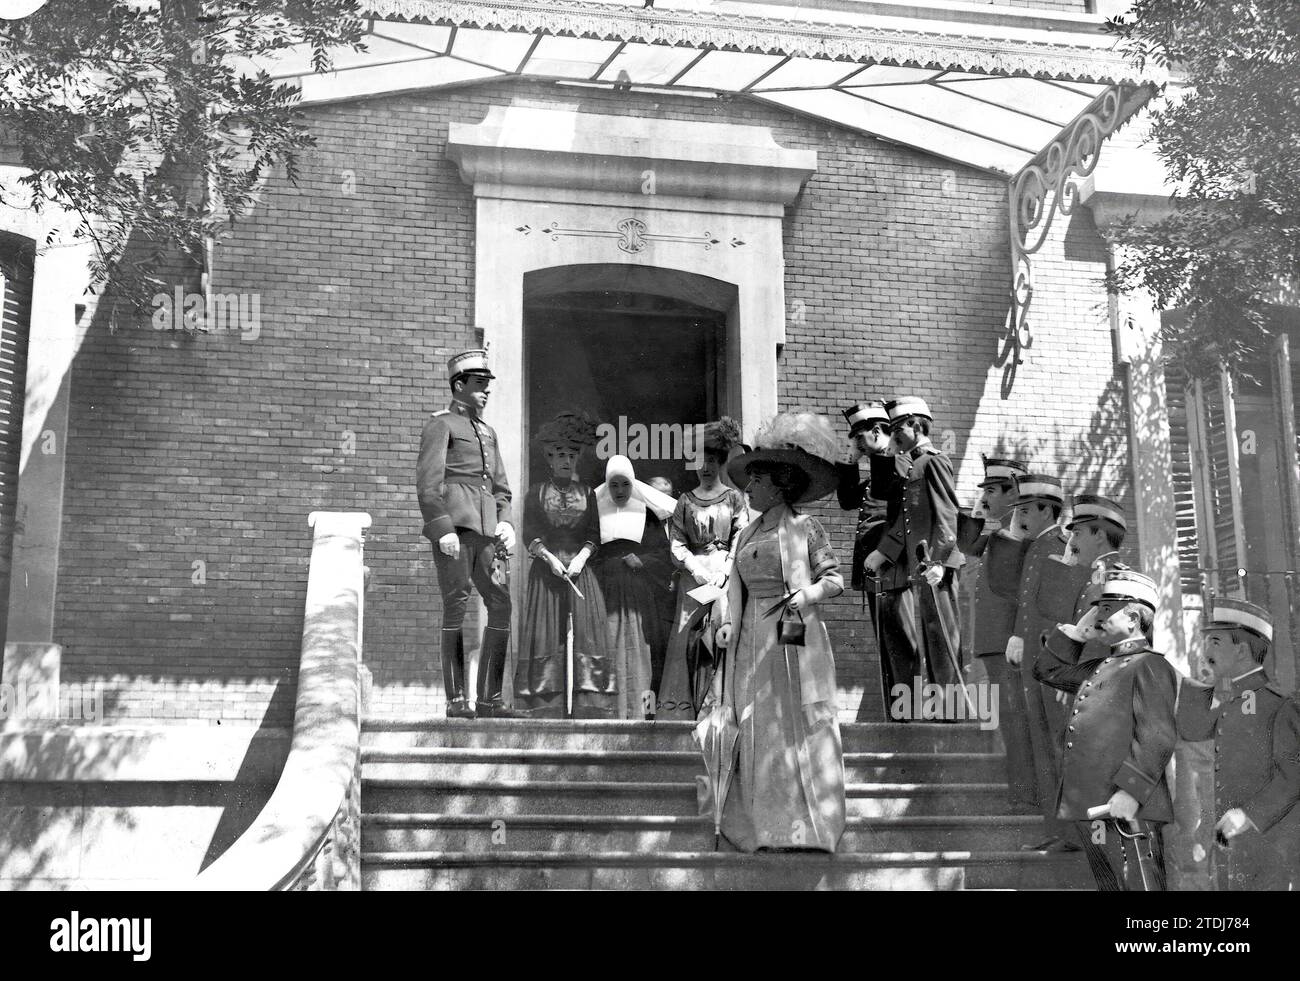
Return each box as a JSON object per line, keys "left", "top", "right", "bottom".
{"left": 360, "top": 718, "right": 1094, "bottom": 890}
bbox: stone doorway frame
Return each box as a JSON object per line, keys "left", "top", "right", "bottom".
{"left": 448, "top": 102, "right": 817, "bottom": 645}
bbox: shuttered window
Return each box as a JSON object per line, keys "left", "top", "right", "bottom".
{"left": 0, "top": 239, "right": 33, "bottom": 644}
{"left": 1163, "top": 364, "right": 1203, "bottom": 597}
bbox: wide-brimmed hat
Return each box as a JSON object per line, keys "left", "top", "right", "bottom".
{"left": 726, "top": 412, "right": 840, "bottom": 505}
{"left": 535, "top": 409, "right": 598, "bottom": 448}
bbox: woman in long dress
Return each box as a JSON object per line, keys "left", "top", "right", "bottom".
{"left": 714, "top": 412, "right": 847, "bottom": 852}
{"left": 514, "top": 412, "right": 618, "bottom": 719}
{"left": 657, "top": 419, "right": 748, "bottom": 720}
{"left": 594, "top": 455, "right": 676, "bottom": 720}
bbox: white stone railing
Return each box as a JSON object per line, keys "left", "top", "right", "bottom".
{"left": 193, "top": 511, "right": 370, "bottom": 891}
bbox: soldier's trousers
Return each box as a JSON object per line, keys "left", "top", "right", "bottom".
{"left": 431, "top": 529, "right": 512, "bottom": 631}
{"left": 1077, "top": 819, "right": 1167, "bottom": 891}
{"left": 1023, "top": 650, "right": 1069, "bottom": 836}
{"left": 877, "top": 576, "right": 962, "bottom": 717}
{"left": 982, "top": 653, "right": 1038, "bottom": 812}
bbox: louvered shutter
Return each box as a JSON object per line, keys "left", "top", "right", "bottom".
{"left": 0, "top": 242, "right": 33, "bottom": 643}
{"left": 1163, "top": 364, "right": 1203, "bottom": 597}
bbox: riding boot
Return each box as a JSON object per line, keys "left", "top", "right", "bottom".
{"left": 475, "top": 625, "right": 519, "bottom": 718}
{"left": 441, "top": 628, "right": 475, "bottom": 719}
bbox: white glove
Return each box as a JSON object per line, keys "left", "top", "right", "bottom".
{"left": 923, "top": 565, "right": 944, "bottom": 587}
{"left": 1005, "top": 635, "right": 1024, "bottom": 666}
{"left": 438, "top": 532, "right": 460, "bottom": 559}
{"left": 865, "top": 550, "right": 888, "bottom": 574}
{"left": 1108, "top": 789, "right": 1139, "bottom": 822}
{"left": 715, "top": 624, "right": 732, "bottom": 648}
{"left": 1215, "top": 808, "right": 1256, "bottom": 840}
{"left": 494, "top": 521, "right": 515, "bottom": 551}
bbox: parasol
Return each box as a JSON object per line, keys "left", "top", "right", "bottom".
{"left": 692, "top": 644, "right": 739, "bottom": 850}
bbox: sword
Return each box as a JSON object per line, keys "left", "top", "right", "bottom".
{"left": 916, "top": 539, "right": 975, "bottom": 716}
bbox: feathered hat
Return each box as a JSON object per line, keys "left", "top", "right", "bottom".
{"left": 702, "top": 416, "right": 742, "bottom": 457}
{"left": 534, "top": 409, "right": 599, "bottom": 448}
{"left": 726, "top": 411, "right": 839, "bottom": 505}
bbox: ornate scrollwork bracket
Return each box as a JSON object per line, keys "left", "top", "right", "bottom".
{"left": 1006, "top": 85, "right": 1139, "bottom": 364}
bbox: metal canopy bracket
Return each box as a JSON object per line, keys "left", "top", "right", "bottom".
{"left": 1005, "top": 82, "right": 1155, "bottom": 362}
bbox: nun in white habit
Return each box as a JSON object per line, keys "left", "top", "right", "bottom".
{"left": 594, "top": 455, "right": 676, "bottom": 720}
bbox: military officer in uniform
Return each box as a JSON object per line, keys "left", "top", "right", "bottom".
{"left": 1003, "top": 474, "right": 1078, "bottom": 850}
{"left": 864, "top": 397, "right": 963, "bottom": 716}
{"left": 1060, "top": 494, "right": 1129, "bottom": 665}
{"left": 836, "top": 401, "right": 903, "bottom": 713}
{"left": 1035, "top": 570, "right": 1178, "bottom": 890}
{"left": 417, "top": 348, "right": 516, "bottom": 719}
{"left": 955, "top": 457, "right": 1035, "bottom": 809}
{"left": 1176, "top": 598, "right": 1300, "bottom": 890}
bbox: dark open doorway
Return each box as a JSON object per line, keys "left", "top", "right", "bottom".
{"left": 524, "top": 288, "right": 725, "bottom": 495}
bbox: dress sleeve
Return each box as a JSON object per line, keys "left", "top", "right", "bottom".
{"left": 581, "top": 488, "right": 600, "bottom": 551}
{"left": 805, "top": 516, "right": 844, "bottom": 604}
{"left": 669, "top": 495, "right": 693, "bottom": 569}
{"left": 523, "top": 484, "right": 545, "bottom": 556}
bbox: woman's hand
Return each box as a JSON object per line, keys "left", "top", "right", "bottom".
{"left": 709, "top": 570, "right": 728, "bottom": 589}
{"left": 544, "top": 554, "right": 567, "bottom": 578}
{"left": 567, "top": 548, "right": 589, "bottom": 579}
{"left": 785, "top": 587, "right": 810, "bottom": 613}
{"left": 715, "top": 623, "right": 732, "bottom": 648}
{"left": 623, "top": 553, "right": 644, "bottom": 570}
{"left": 691, "top": 568, "right": 711, "bottom": 586}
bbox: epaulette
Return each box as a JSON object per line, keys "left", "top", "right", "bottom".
{"left": 431, "top": 409, "right": 450, "bottom": 417}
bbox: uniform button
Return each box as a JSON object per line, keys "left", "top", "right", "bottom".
{"left": 1067, "top": 742, "right": 1074, "bottom": 748}
{"left": 1072, "top": 709, "right": 1080, "bottom": 716}
{"left": 1068, "top": 725, "right": 1075, "bottom": 732}
{"left": 1084, "top": 682, "right": 1092, "bottom": 688}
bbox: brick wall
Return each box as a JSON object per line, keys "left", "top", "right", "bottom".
{"left": 54, "top": 78, "right": 1131, "bottom": 725}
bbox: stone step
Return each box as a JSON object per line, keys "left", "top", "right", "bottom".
{"left": 359, "top": 849, "right": 1092, "bottom": 891}
{"left": 361, "top": 777, "right": 1022, "bottom": 818}
{"left": 360, "top": 748, "right": 1006, "bottom": 784}
{"left": 362, "top": 813, "right": 1050, "bottom": 854}
{"left": 362, "top": 718, "right": 1000, "bottom": 754}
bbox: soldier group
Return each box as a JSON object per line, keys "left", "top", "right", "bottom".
{"left": 417, "top": 348, "right": 1300, "bottom": 890}
{"left": 836, "top": 397, "right": 1299, "bottom": 891}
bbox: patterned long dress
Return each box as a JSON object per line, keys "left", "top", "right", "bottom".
{"left": 657, "top": 487, "right": 748, "bottom": 720}
{"left": 513, "top": 481, "right": 617, "bottom": 719}
{"left": 720, "top": 508, "right": 846, "bottom": 853}
{"left": 595, "top": 512, "right": 673, "bottom": 720}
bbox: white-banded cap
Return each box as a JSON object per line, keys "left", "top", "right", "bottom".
{"left": 885, "top": 396, "right": 932, "bottom": 426}
{"left": 1093, "top": 568, "right": 1158, "bottom": 611}
{"left": 978, "top": 457, "right": 1028, "bottom": 489}
{"left": 446, "top": 348, "right": 495, "bottom": 381}
{"left": 843, "top": 401, "right": 889, "bottom": 435}
{"left": 1204, "top": 597, "right": 1273, "bottom": 643}
{"left": 1067, "top": 493, "right": 1127, "bottom": 532}
{"left": 1015, "top": 474, "right": 1064, "bottom": 507}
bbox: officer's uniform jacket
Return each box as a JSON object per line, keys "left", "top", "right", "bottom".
{"left": 1034, "top": 632, "right": 1178, "bottom": 823}
{"left": 875, "top": 441, "right": 959, "bottom": 591}
{"left": 836, "top": 455, "right": 900, "bottom": 592}
{"left": 417, "top": 400, "right": 512, "bottom": 541}
{"left": 1011, "top": 527, "right": 1080, "bottom": 667}
{"left": 1177, "top": 670, "right": 1300, "bottom": 889}
{"left": 961, "top": 529, "right": 1030, "bottom": 657}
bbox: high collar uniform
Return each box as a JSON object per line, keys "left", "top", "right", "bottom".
{"left": 1177, "top": 670, "right": 1300, "bottom": 890}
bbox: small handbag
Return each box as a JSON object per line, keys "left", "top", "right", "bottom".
{"left": 763, "top": 590, "right": 806, "bottom": 647}
{"left": 778, "top": 605, "right": 806, "bottom": 646}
